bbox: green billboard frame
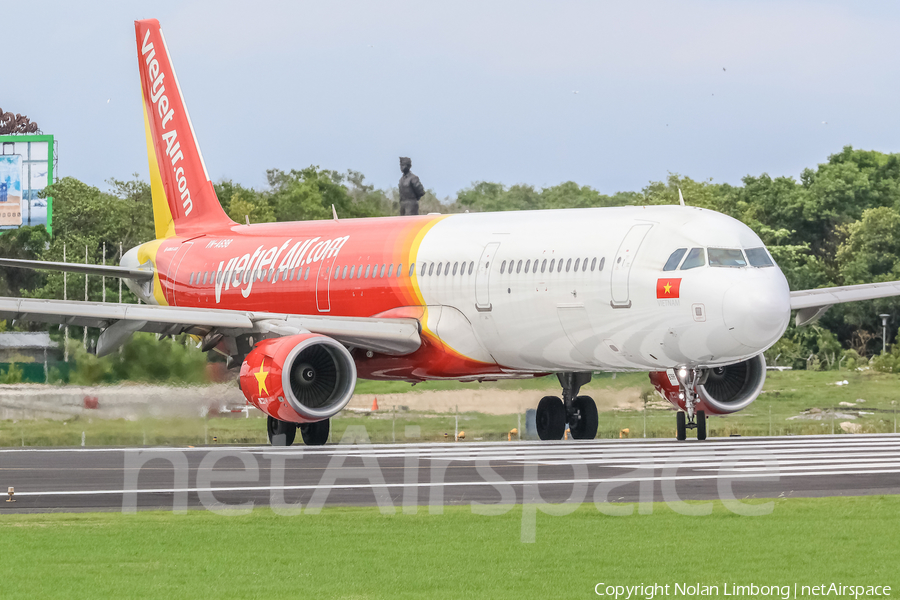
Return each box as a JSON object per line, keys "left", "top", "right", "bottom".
{"left": 0, "top": 133, "right": 54, "bottom": 235}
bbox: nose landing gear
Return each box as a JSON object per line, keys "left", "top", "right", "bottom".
{"left": 675, "top": 367, "right": 707, "bottom": 441}
{"left": 535, "top": 372, "right": 599, "bottom": 440}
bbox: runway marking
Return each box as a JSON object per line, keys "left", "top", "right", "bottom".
{"left": 7, "top": 469, "right": 900, "bottom": 498}
{"left": 1, "top": 434, "right": 898, "bottom": 455}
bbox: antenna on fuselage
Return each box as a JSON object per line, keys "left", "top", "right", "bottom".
{"left": 678, "top": 188, "right": 686, "bottom": 207}
{"left": 332, "top": 204, "right": 339, "bottom": 221}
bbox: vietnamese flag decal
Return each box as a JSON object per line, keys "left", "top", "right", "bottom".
{"left": 656, "top": 278, "right": 682, "bottom": 299}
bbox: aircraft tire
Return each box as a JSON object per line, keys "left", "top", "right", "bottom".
{"left": 676, "top": 412, "right": 687, "bottom": 441}
{"left": 536, "top": 396, "right": 566, "bottom": 440}
{"left": 267, "top": 416, "right": 297, "bottom": 446}
{"left": 696, "top": 410, "right": 707, "bottom": 440}
{"left": 570, "top": 396, "right": 598, "bottom": 440}
{"left": 300, "top": 419, "right": 330, "bottom": 446}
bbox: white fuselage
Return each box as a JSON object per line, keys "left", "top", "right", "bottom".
{"left": 414, "top": 205, "right": 791, "bottom": 373}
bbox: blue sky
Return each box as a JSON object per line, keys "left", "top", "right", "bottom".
{"left": 6, "top": 1, "right": 900, "bottom": 199}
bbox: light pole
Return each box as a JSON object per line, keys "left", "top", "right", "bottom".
{"left": 880, "top": 314, "right": 891, "bottom": 355}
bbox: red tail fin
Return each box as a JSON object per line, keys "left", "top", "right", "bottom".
{"left": 135, "top": 19, "right": 235, "bottom": 236}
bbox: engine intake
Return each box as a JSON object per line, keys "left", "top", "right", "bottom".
{"left": 240, "top": 334, "right": 357, "bottom": 423}
{"left": 696, "top": 354, "right": 766, "bottom": 413}
{"left": 649, "top": 354, "right": 766, "bottom": 415}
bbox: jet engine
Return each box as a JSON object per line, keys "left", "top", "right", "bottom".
{"left": 648, "top": 354, "right": 767, "bottom": 415}
{"left": 240, "top": 334, "right": 357, "bottom": 423}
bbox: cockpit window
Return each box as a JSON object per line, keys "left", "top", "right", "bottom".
{"left": 708, "top": 248, "right": 747, "bottom": 267}
{"left": 745, "top": 247, "right": 774, "bottom": 268}
{"left": 680, "top": 247, "right": 705, "bottom": 270}
{"left": 663, "top": 248, "right": 687, "bottom": 271}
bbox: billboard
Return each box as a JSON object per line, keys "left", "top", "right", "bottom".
{"left": 0, "top": 155, "right": 23, "bottom": 226}
{"left": 0, "top": 134, "right": 54, "bottom": 234}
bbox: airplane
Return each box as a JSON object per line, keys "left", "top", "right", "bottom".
{"left": 1, "top": 18, "right": 899, "bottom": 446}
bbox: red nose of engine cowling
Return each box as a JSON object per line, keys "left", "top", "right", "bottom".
{"left": 240, "top": 334, "right": 357, "bottom": 424}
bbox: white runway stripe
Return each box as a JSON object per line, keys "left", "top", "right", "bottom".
{"left": 11, "top": 467, "right": 900, "bottom": 498}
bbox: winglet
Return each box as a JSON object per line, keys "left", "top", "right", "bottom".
{"left": 332, "top": 204, "right": 339, "bottom": 221}
{"left": 678, "top": 188, "right": 686, "bottom": 207}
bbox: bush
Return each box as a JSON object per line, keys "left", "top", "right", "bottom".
{"left": 0, "top": 363, "right": 24, "bottom": 384}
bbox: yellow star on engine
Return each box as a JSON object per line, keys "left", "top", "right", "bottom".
{"left": 254, "top": 360, "right": 269, "bottom": 395}
{"left": 663, "top": 282, "right": 672, "bottom": 294}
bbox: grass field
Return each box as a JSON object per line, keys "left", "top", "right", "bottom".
{"left": 0, "top": 496, "right": 897, "bottom": 599}
{"left": 0, "top": 370, "right": 898, "bottom": 446}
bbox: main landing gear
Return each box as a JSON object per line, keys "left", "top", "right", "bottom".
{"left": 674, "top": 368, "right": 707, "bottom": 441}
{"left": 267, "top": 416, "right": 330, "bottom": 446}
{"left": 536, "top": 372, "right": 598, "bottom": 441}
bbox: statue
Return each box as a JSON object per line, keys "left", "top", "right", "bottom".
{"left": 0, "top": 109, "right": 39, "bottom": 135}
{"left": 398, "top": 157, "right": 425, "bottom": 216}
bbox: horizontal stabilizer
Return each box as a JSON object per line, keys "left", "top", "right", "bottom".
{"left": 0, "top": 258, "right": 154, "bottom": 281}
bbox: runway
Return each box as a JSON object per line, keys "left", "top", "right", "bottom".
{"left": 2, "top": 434, "right": 900, "bottom": 514}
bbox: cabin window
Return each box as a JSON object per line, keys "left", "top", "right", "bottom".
{"left": 268, "top": 268, "right": 275, "bottom": 282}
{"left": 574, "top": 258, "right": 580, "bottom": 272}
{"left": 436, "top": 263, "right": 443, "bottom": 276}
{"left": 680, "top": 248, "right": 706, "bottom": 270}
{"left": 540, "top": 259, "right": 547, "bottom": 273}
{"left": 334, "top": 268, "right": 340, "bottom": 280}
{"left": 466, "top": 261, "right": 472, "bottom": 275}
{"left": 555, "top": 259, "right": 562, "bottom": 273}
{"left": 549, "top": 259, "right": 555, "bottom": 272}
{"left": 499, "top": 261, "right": 505, "bottom": 274}
{"left": 524, "top": 259, "right": 531, "bottom": 273}
{"left": 664, "top": 248, "right": 687, "bottom": 271}
{"left": 745, "top": 247, "right": 774, "bottom": 268}
{"left": 290, "top": 268, "right": 297, "bottom": 281}
{"left": 189, "top": 272, "right": 195, "bottom": 285}
{"left": 341, "top": 265, "right": 347, "bottom": 279}
{"left": 516, "top": 260, "right": 522, "bottom": 274}
{"left": 304, "top": 267, "right": 310, "bottom": 280}
{"left": 428, "top": 263, "right": 435, "bottom": 276}
{"left": 599, "top": 257, "right": 606, "bottom": 271}
{"left": 566, "top": 258, "right": 572, "bottom": 272}
{"left": 386, "top": 264, "right": 394, "bottom": 278}
{"left": 590, "top": 257, "right": 597, "bottom": 271}
{"left": 709, "top": 248, "right": 747, "bottom": 267}
{"left": 202, "top": 272, "right": 209, "bottom": 285}
{"left": 420, "top": 263, "right": 427, "bottom": 276}
{"left": 453, "top": 262, "right": 459, "bottom": 275}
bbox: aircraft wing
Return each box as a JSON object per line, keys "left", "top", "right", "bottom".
{"left": 0, "top": 297, "right": 421, "bottom": 357}
{"left": 790, "top": 280, "right": 900, "bottom": 326}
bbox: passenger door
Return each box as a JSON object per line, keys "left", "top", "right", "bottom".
{"left": 610, "top": 224, "right": 652, "bottom": 308}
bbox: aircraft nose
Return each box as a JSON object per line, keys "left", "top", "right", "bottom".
{"left": 722, "top": 274, "right": 791, "bottom": 349}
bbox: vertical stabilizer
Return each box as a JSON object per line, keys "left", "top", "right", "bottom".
{"left": 135, "top": 19, "right": 235, "bottom": 238}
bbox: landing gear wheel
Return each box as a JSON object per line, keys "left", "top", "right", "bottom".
{"left": 696, "top": 410, "right": 707, "bottom": 441}
{"left": 569, "top": 396, "right": 598, "bottom": 440}
{"left": 536, "top": 396, "right": 566, "bottom": 440}
{"left": 300, "top": 419, "right": 330, "bottom": 446}
{"left": 676, "top": 412, "right": 687, "bottom": 441}
{"left": 267, "top": 416, "right": 297, "bottom": 446}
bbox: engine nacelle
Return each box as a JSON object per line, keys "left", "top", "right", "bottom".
{"left": 648, "top": 354, "right": 767, "bottom": 415}
{"left": 240, "top": 334, "right": 357, "bottom": 423}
